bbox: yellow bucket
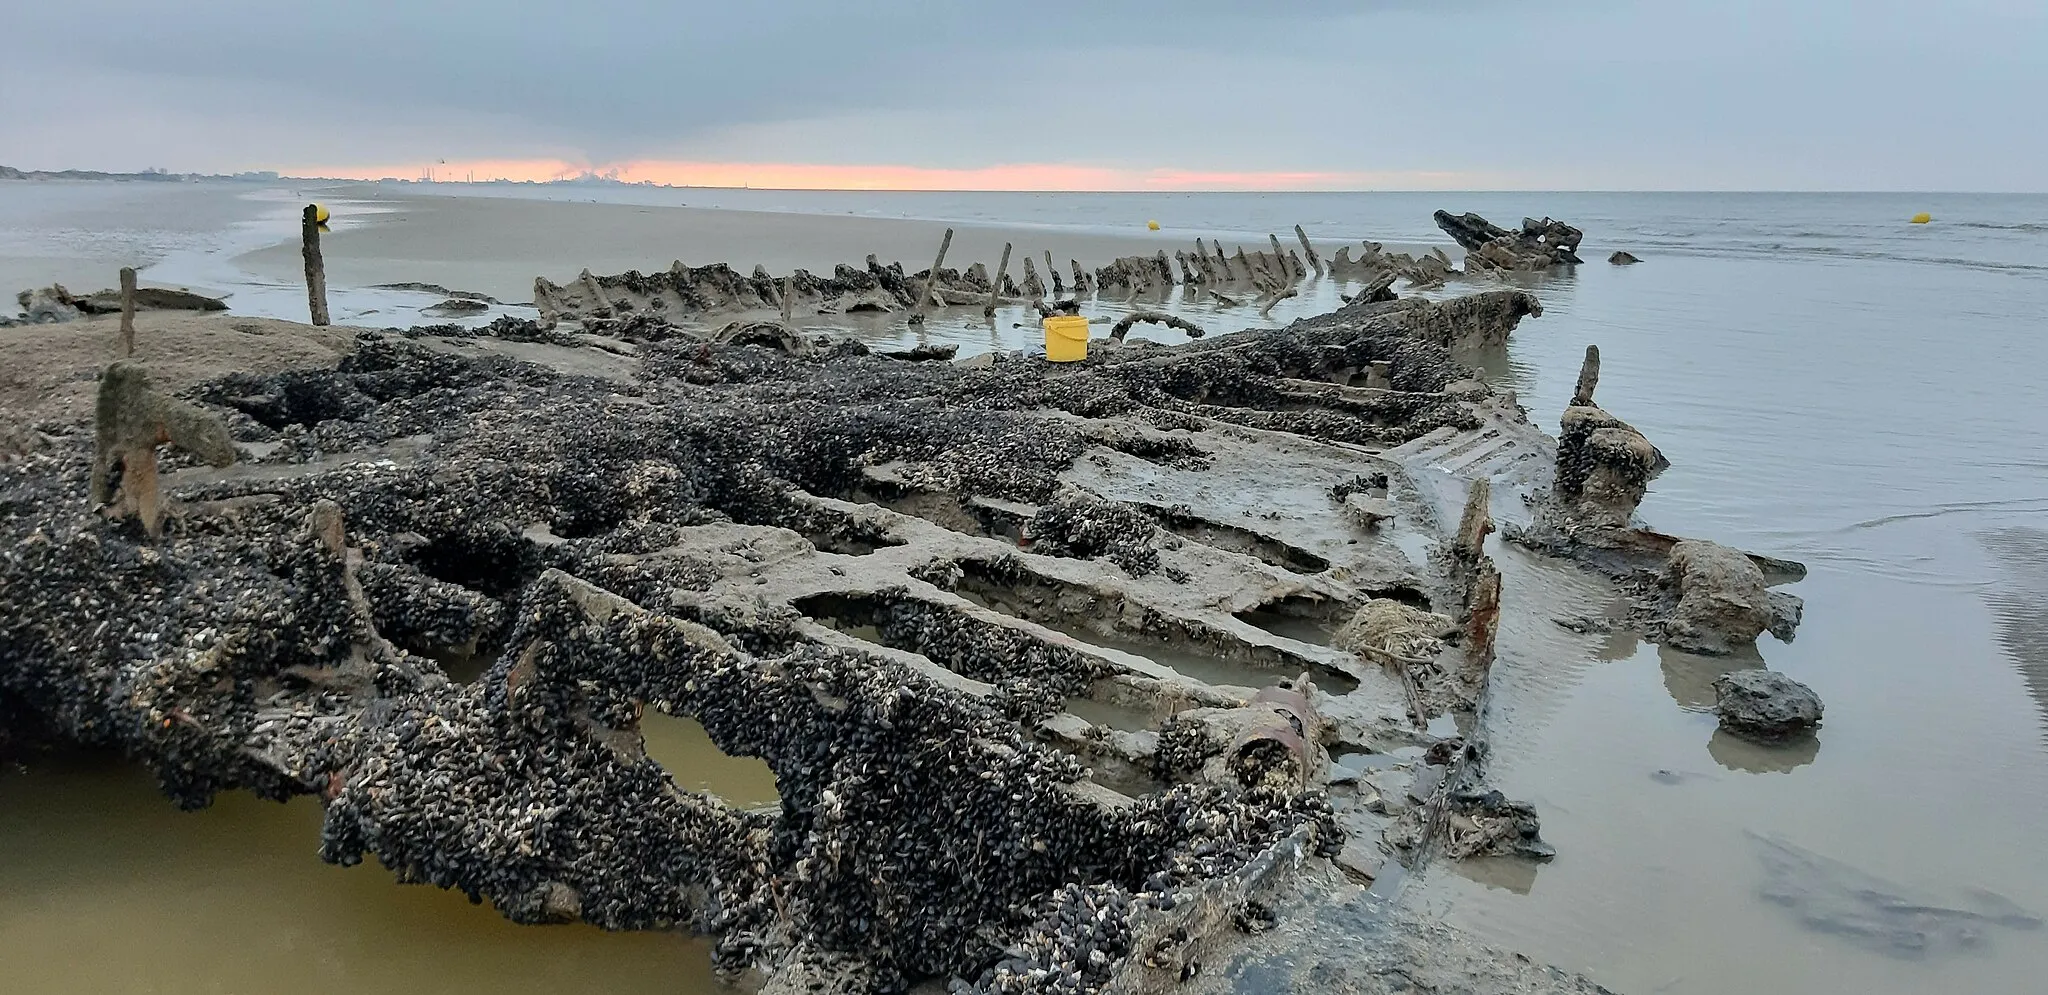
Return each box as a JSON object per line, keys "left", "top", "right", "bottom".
{"left": 1043, "top": 314, "right": 1089, "bottom": 362}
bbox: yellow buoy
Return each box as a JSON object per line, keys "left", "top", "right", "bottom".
{"left": 313, "top": 204, "right": 331, "bottom": 225}
{"left": 1910, "top": 212, "right": 1932, "bottom": 224}
{"left": 1146, "top": 220, "right": 1160, "bottom": 231}
{"left": 1043, "top": 314, "right": 1090, "bottom": 362}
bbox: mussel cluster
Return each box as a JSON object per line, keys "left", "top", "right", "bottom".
{"left": 1023, "top": 495, "right": 1164, "bottom": 577}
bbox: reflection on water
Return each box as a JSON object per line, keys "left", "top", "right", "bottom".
{"left": 1706, "top": 728, "right": 1819, "bottom": 774}
{"left": 1979, "top": 527, "right": 2048, "bottom": 743}
{"left": 1657, "top": 643, "right": 1767, "bottom": 711}
{"left": 0, "top": 756, "right": 738, "bottom": 995}
{"left": 1446, "top": 855, "right": 1541, "bottom": 897}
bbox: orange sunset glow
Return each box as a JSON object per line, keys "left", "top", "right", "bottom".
{"left": 295, "top": 158, "right": 1480, "bottom": 191}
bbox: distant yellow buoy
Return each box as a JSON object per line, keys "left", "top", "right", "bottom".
{"left": 313, "top": 204, "right": 331, "bottom": 225}
{"left": 1910, "top": 212, "right": 1932, "bottom": 224}
{"left": 1146, "top": 220, "right": 1160, "bottom": 231}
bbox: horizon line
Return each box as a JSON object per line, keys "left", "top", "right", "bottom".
{"left": 5, "top": 176, "right": 2035, "bottom": 196}
{"left": 5, "top": 164, "right": 2038, "bottom": 196}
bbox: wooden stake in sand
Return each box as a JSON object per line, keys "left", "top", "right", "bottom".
{"left": 985, "top": 242, "right": 1012, "bottom": 316}
{"left": 117, "top": 266, "right": 137, "bottom": 357}
{"left": 780, "top": 276, "right": 795, "bottom": 325}
{"left": 1572, "top": 344, "right": 1601, "bottom": 406}
{"left": 909, "top": 227, "right": 953, "bottom": 324}
{"left": 302, "top": 204, "right": 330, "bottom": 326}
{"left": 1295, "top": 225, "right": 1323, "bottom": 275}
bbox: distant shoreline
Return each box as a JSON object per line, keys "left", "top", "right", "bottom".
{"left": 8, "top": 169, "right": 2041, "bottom": 195}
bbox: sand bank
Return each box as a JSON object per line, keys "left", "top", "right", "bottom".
{"left": 233, "top": 186, "right": 1435, "bottom": 306}
{"left": 0, "top": 311, "right": 355, "bottom": 428}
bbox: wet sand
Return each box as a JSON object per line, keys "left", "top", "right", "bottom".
{"left": 0, "top": 311, "right": 354, "bottom": 426}
{"left": 0, "top": 181, "right": 285, "bottom": 295}
{"left": 1404, "top": 238, "right": 2048, "bottom": 995}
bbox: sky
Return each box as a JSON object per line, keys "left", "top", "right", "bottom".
{"left": 2, "top": 0, "right": 2043, "bottom": 191}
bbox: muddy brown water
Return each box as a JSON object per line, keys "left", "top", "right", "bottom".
{"left": 1063, "top": 695, "right": 1160, "bottom": 732}
{"left": 0, "top": 754, "right": 749, "bottom": 994}
{"left": 1235, "top": 609, "right": 1338, "bottom": 648}
{"left": 640, "top": 711, "right": 782, "bottom": 809}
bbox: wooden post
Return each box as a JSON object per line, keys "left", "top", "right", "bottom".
{"left": 118, "top": 266, "right": 137, "bottom": 356}
{"left": 909, "top": 227, "right": 953, "bottom": 324}
{"left": 780, "top": 276, "right": 795, "bottom": 325}
{"left": 1269, "top": 234, "right": 1296, "bottom": 280}
{"left": 302, "top": 205, "right": 330, "bottom": 326}
{"left": 1295, "top": 224, "right": 1323, "bottom": 275}
{"left": 984, "top": 242, "right": 1012, "bottom": 316}
{"left": 1572, "top": 344, "right": 1601, "bottom": 406}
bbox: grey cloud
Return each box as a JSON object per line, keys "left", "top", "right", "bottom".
{"left": 5, "top": 0, "right": 2045, "bottom": 188}
{"left": 14, "top": 0, "right": 1417, "bottom": 161}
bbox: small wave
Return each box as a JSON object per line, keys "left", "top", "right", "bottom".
{"left": 1842, "top": 498, "right": 2048, "bottom": 532}
{"left": 1686, "top": 242, "right": 2048, "bottom": 277}
{"left": 1954, "top": 222, "right": 2048, "bottom": 233}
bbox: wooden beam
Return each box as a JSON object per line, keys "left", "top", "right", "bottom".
{"left": 984, "top": 242, "right": 1012, "bottom": 316}
{"left": 909, "top": 227, "right": 954, "bottom": 324}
